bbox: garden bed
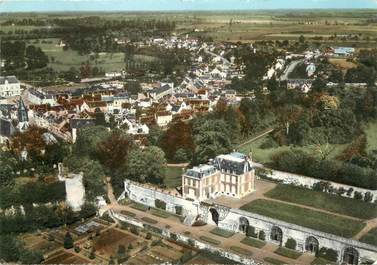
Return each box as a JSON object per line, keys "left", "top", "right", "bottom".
{"left": 141, "top": 217, "right": 158, "bottom": 224}
{"left": 209, "top": 227, "right": 234, "bottom": 238}
{"left": 274, "top": 247, "right": 302, "bottom": 259}
{"left": 199, "top": 236, "right": 221, "bottom": 246}
{"left": 264, "top": 257, "right": 286, "bottom": 265}
{"left": 230, "top": 246, "right": 251, "bottom": 256}
{"left": 240, "top": 237, "right": 266, "bottom": 248}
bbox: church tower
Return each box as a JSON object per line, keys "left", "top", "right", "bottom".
{"left": 17, "top": 97, "right": 29, "bottom": 131}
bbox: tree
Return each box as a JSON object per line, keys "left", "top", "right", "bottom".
{"left": 63, "top": 232, "right": 74, "bottom": 249}
{"left": 25, "top": 45, "right": 49, "bottom": 69}
{"left": 126, "top": 146, "right": 166, "bottom": 184}
{"left": 97, "top": 131, "right": 133, "bottom": 170}
{"left": 74, "top": 126, "right": 111, "bottom": 159}
{"left": 19, "top": 250, "right": 44, "bottom": 264}
{"left": 285, "top": 238, "right": 297, "bottom": 250}
{"left": 0, "top": 152, "right": 17, "bottom": 187}
{"left": 10, "top": 125, "right": 48, "bottom": 159}
{"left": 299, "top": 35, "right": 305, "bottom": 43}
{"left": 0, "top": 235, "right": 22, "bottom": 262}
{"left": 192, "top": 119, "right": 231, "bottom": 164}
{"left": 117, "top": 244, "right": 126, "bottom": 259}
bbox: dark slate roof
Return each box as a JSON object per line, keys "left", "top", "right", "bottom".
{"left": 0, "top": 76, "right": 20, "bottom": 85}
{"left": 70, "top": 118, "right": 96, "bottom": 129}
{"left": 0, "top": 117, "right": 15, "bottom": 137}
{"left": 152, "top": 85, "right": 172, "bottom": 95}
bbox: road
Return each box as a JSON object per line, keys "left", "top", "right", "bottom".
{"left": 280, "top": 59, "right": 303, "bottom": 81}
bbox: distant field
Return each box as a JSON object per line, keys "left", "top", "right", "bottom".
{"left": 364, "top": 121, "right": 377, "bottom": 153}
{"left": 265, "top": 184, "right": 377, "bottom": 219}
{"left": 240, "top": 199, "right": 365, "bottom": 238}
{"left": 329, "top": 58, "right": 358, "bottom": 70}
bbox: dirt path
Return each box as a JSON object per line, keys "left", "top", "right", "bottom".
{"left": 353, "top": 218, "right": 377, "bottom": 240}
{"left": 237, "top": 128, "right": 275, "bottom": 149}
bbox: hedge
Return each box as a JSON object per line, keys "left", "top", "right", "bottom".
{"left": 155, "top": 199, "right": 166, "bottom": 210}
{"left": 275, "top": 247, "right": 302, "bottom": 259}
{"left": 199, "top": 236, "right": 221, "bottom": 246}
{"left": 317, "top": 247, "right": 338, "bottom": 262}
{"left": 285, "top": 238, "right": 297, "bottom": 250}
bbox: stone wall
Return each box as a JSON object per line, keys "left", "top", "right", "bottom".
{"left": 258, "top": 167, "right": 376, "bottom": 203}
{"left": 110, "top": 210, "right": 258, "bottom": 265}
{"left": 122, "top": 179, "right": 377, "bottom": 264}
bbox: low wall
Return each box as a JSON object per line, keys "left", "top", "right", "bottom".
{"left": 258, "top": 167, "right": 376, "bottom": 203}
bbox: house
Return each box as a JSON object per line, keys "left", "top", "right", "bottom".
{"left": 149, "top": 85, "right": 173, "bottom": 101}
{"left": 333, "top": 47, "right": 355, "bottom": 57}
{"left": 155, "top": 111, "right": 172, "bottom": 127}
{"left": 0, "top": 76, "right": 21, "bottom": 98}
{"left": 182, "top": 152, "right": 255, "bottom": 201}
{"left": 27, "top": 89, "right": 57, "bottom": 106}
{"left": 287, "top": 79, "right": 313, "bottom": 93}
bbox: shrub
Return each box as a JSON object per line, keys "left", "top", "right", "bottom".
{"left": 260, "top": 137, "right": 279, "bottom": 149}
{"left": 364, "top": 192, "right": 373, "bottom": 202}
{"left": 317, "top": 247, "right": 338, "bottom": 262}
{"left": 180, "top": 250, "right": 193, "bottom": 263}
{"left": 285, "top": 238, "right": 297, "bottom": 250}
{"left": 170, "top": 233, "right": 178, "bottom": 241}
{"left": 155, "top": 199, "right": 166, "bottom": 210}
{"left": 89, "top": 249, "right": 96, "bottom": 260}
{"left": 354, "top": 191, "right": 363, "bottom": 200}
{"left": 74, "top": 245, "right": 81, "bottom": 253}
{"left": 128, "top": 243, "right": 133, "bottom": 250}
{"left": 192, "top": 220, "right": 207, "bottom": 226}
{"left": 175, "top": 205, "right": 183, "bottom": 215}
{"left": 146, "top": 232, "right": 152, "bottom": 240}
{"left": 187, "top": 239, "right": 195, "bottom": 247}
{"left": 246, "top": 226, "right": 257, "bottom": 238}
{"left": 130, "top": 226, "right": 139, "bottom": 235}
{"left": 258, "top": 230, "right": 266, "bottom": 241}
{"left": 63, "top": 232, "right": 74, "bottom": 249}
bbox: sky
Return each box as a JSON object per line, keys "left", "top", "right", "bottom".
{"left": 0, "top": 0, "right": 377, "bottom": 12}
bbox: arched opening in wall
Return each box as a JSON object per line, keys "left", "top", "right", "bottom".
{"left": 209, "top": 208, "right": 219, "bottom": 226}
{"left": 305, "top": 236, "right": 319, "bottom": 254}
{"left": 270, "top": 226, "right": 283, "bottom": 245}
{"left": 343, "top": 247, "right": 359, "bottom": 265}
{"left": 239, "top": 217, "right": 249, "bottom": 233}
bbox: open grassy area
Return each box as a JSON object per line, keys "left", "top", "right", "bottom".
{"left": 199, "top": 236, "right": 221, "bottom": 246}
{"left": 163, "top": 166, "right": 185, "bottom": 188}
{"left": 209, "top": 227, "right": 235, "bottom": 238}
{"left": 274, "top": 247, "right": 302, "bottom": 259}
{"left": 265, "top": 184, "right": 377, "bottom": 219}
{"left": 264, "top": 257, "right": 286, "bottom": 265}
{"left": 240, "top": 237, "right": 266, "bottom": 249}
{"left": 364, "top": 121, "right": 377, "bottom": 153}
{"left": 239, "top": 136, "right": 347, "bottom": 164}
{"left": 240, "top": 199, "right": 365, "bottom": 238}
{"left": 360, "top": 228, "right": 377, "bottom": 247}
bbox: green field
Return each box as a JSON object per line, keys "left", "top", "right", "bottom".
{"left": 240, "top": 199, "right": 365, "bottom": 238}
{"left": 239, "top": 136, "right": 347, "bottom": 164}
{"left": 360, "top": 228, "right": 377, "bottom": 247}
{"left": 163, "top": 166, "right": 185, "bottom": 188}
{"left": 364, "top": 121, "right": 377, "bottom": 153}
{"left": 265, "top": 184, "right": 377, "bottom": 219}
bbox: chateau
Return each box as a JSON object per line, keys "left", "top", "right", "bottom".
{"left": 182, "top": 152, "right": 255, "bottom": 201}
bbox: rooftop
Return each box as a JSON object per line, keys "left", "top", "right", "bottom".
{"left": 185, "top": 164, "right": 217, "bottom": 179}
{"left": 0, "top": 76, "right": 20, "bottom": 85}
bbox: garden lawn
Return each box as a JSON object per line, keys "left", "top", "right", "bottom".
{"left": 364, "top": 121, "right": 377, "bottom": 153}
{"left": 274, "top": 247, "right": 302, "bottom": 259}
{"left": 265, "top": 184, "right": 377, "bottom": 219}
{"left": 264, "top": 257, "right": 286, "bottom": 265}
{"left": 240, "top": 237, "right": 266, "bottom": 248}
{"left": 240, "top": 199, "right": 365, "bottom": 238}
{"left": 360, "top": 228, "right": 377, "bottom": 247}
{"left": 163, "top": 166, "right": 185, "bottom": 188}
{"left": 130, "top": 202, "right": 149, "bottom": 212}
{"left": 199, "top": 236, "right": 221, "bottom": 246}
{"left": 210, "top": 227, "right": 234, "bottom": 238}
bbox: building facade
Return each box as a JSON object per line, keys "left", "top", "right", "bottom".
{"left": 182, "top": 152, "right": 255, "bottom": 201}
{"left": 0, "top": 76, "right": 21, "bottom": 98}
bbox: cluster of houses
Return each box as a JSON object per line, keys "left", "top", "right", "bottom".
{"left": 0, "top": 36, "right": 360, "bottom": 145}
